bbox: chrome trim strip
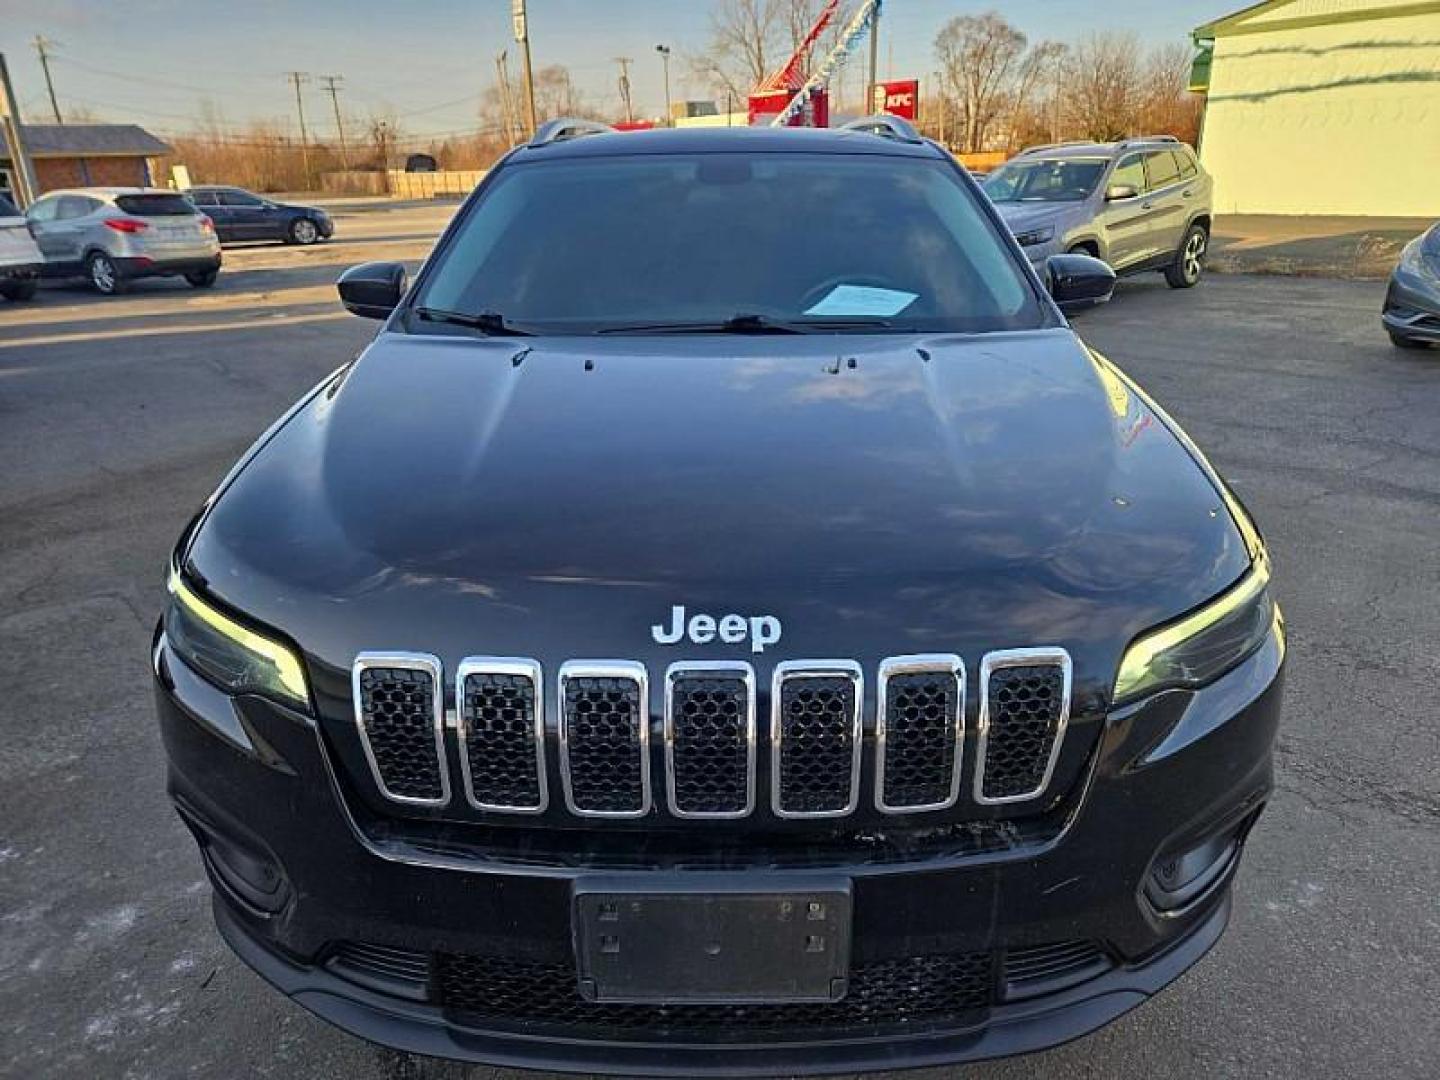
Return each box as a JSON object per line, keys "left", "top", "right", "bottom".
{"left": 557, "top": 660, "right": 652, "bottom": 819}
{"left": 874, "top": 654, "right": 965, "bottom": 815}
{"left": 663, "top": 661, "right": 757, "bottom": 820}
{"left": 454, "top": 656, "right": 547, "bottom": 815}
{"left": 770, "top": 660, "right": 864, "bottom": 820}
{"left": 974, "top": 647, "right": 1073, "bottom": 806}
{"left": 351, "top": 651, "right": 450, "bottom": 808}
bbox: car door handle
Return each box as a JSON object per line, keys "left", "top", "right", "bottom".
{"left": 1141, "top": 201, "right": 1154, "bottom": 210}
{"left": 1183, "top": 189, "right": 1195, "bottom": 199}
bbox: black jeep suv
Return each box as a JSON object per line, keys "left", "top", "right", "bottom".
{"left": 154, "top": 118, "right": 1284, "bottom": 1074}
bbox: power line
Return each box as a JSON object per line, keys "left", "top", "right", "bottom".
{"left": 33, "top": 36, "right": 62, "bottom": 124}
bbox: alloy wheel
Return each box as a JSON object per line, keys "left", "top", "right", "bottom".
{"left": 1184, "top": 230, "right": 1207, "bottom": 283}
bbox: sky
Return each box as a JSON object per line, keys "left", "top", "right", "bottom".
{"left": 0, "top": 0, "right": 1241, "bottom": 142}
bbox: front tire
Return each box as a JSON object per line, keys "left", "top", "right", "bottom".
{"left": 287, "top": 217, "right": 321, "bottom": 245}
{"left": 185, "top": 269, "right": 219, "bottom": 288}
{"left": 0, "top": 278, "right": 37, "bottom": 301}
{"left": 1389, "top": 330, "right": 1432, "bottom": 350}
{"left": 1166, "top": 225, "right": 1208, "bottom": 289}
{"left": 86, "top": 252, "right": 127, "bottom": 295}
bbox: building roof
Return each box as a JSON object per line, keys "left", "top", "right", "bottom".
{"left": 1195, "top": 0, "right": 1440, "bottom": 39}
{"left": 9, "top": 124, "right": 172, "bottom": 159}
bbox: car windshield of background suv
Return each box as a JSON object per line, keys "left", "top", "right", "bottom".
{"left": 983, "top": 159, "right": 1107, "bottom": 203}
{"left": 413, "top": 152, "right": 1046, "bottom": 335}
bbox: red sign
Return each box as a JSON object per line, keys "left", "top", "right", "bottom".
{"left": 871, "top": 79, "right": 919, "bottom": 121}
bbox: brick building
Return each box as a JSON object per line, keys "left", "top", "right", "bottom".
{"left": 1, "top": 124, "right": 171, "bottom": 197}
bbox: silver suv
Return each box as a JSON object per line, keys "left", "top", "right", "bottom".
{"left": 25, "top": 187, "right": 222, "bottom": 295}
{"left": 982, "top": 137, "right": 1213, "bottom": 289}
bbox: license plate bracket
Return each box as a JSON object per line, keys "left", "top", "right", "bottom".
{"left": 573, "top": 878, "right": 852, "bottom": 1004}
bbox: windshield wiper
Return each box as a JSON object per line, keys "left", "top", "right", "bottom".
{"left": 413, "top": 306, "right": 534, "bottom": 336}
{"left": 599, "top": 313, "right": 894, "bottom": 335}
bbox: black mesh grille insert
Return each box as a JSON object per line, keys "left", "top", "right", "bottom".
{"left": 435, "top": 950, "right": 992, "bottom": 1039}
{"left": 880, "top": 671, "right": 960, "bottom": 810}
{"left": 461, "top": 670, "right": 543, "bottom": 810}
{"left": 356, "top": 666, "right": 445, "bottom": 802}
{"left": 669, "top": 671, "right": 751, "bottom": 816}
{"left": 775, "top": 673, "right": 859, "bottom": 816}
{"left": 981, "top": 664, "right": 1065, "bottom": 801}
{"left": 563, "top": 674, "right": 646, "bottom": 814}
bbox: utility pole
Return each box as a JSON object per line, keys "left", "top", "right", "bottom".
{"left": 286, "top": 71, "right": 312, "bottom": 187}
{"left": 655, "top": 45, "right": 672, "bottom": 125}
{"left": 615, "top": 57, "right": 634, "bottom": 124}
{"left": 33, "top": 36, "right": 62, "bottom": 124}
{"left": 496, "top": 51, "right": 518, "bottom": 143}
{"left": 319, "top": 75, "right": 348, "bottom": 168}
{"left": 867, "top": 4, "right": 881, "bottom": 113}
{"left": 0, "top": 53, "right": 40, "bottom": 206}
{"left": 512, "top": 0, "right": 538, "bottom": 136}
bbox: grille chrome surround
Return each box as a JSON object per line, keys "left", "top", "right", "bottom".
{"left": 974, "top": 648, "right": 1072, "bottom": 806}
{"left": 557, "top": 660, "right": 652, "bottom": 819}
{"left": 455, "top": 657, "right": 547, "bottom": 814}
{"left": 351, "top": 652, "right": 450, "bottom": 807}
{"left": 663, "top": 662, "right": 757, "bottom": 820}
{"left": 874, "top": 654, "right": 966, "bottom": 815}
{"left": 770, "top": 660, "right": 864, "bottom": 820}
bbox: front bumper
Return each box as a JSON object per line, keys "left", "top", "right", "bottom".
{"left": 0, "top": 262, "right": 41, "bottom": 281}
{"left": 155, "top": 628, "right": 1283, "bottom": 1074}
{"left": 1383, "top": 268, "right": 1440, "bottom": 343}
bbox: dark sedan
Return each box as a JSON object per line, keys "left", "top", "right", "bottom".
{"left": 186, "top": 186, "right": 334, "bottom": 246}
{"left": 1383, "top": 223, "right": 1440, "bottom": 349}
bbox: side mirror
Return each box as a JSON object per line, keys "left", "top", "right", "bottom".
{"left": 1045, "top": 253, "right": 1116, "bottom": 313}
{"left": 337, "top": 261, "right": 407, "bottom": 319}
{"left": 1105, "top": 183, "right": 1139, "bottom": 202}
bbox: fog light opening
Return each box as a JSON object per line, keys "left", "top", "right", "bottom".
{"left": 178, "top": 806, "right": 289, "bottom": 915}
{"left": 1145, "top": 812, "right": 1256, "bottom": 914}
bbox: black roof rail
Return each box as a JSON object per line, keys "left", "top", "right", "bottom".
{"left": 840, "top": 115, "right": 923, "bottom": 144}
{"left": 528, "top": 118, "right": 614, "bottom": 147}
{"left": 1014, "top": 139, "right": 1095, "bottom": 158}
{"left": 1119, "top": 134, "right": 1182, "bottom": 149}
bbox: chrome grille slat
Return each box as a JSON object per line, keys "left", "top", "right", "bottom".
{"left": 974, "top": 648, "right": 1072, "bottom": 805}
{"left": 558, "top": 661, "right": 651, "bottom": 818}
{"left": 456, "top": 657, "right": 547, "bottom": 814}
{"left": 875, "top": 655, "right": 965, "bottom": 814}
{"left": 352, "top": 652, "right": 449, "bottom": 807}
{"left": 771, "top": 661, "right": 863, "bottom": 819}
{"left": 664, "top": 662, "right": 756, "bottom": 819}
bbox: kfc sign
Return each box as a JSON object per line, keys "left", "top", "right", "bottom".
{"left": 871, "top": 79, "right": 919, "bottom": 121}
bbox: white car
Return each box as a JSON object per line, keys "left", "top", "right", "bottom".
{"left": 0, "top": 192, "right": 43, "bottom": 302}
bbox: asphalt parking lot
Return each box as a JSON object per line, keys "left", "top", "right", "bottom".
{"left": 2, "top": 203, "right": 1437, "bottom": 1079}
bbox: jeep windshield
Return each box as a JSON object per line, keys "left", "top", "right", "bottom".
{"left": 411, "top": 152, "right": 1046, "bottom": 336}
{"left": 982, "top": 159, "right": 1107, "bottom": 204}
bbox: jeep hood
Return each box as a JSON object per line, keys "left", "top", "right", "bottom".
{"left": 993, "top": 202, "right": 1076, "bottom": 232}
{"left": 185, "top": 329, "right": 1251, "bottom": 699}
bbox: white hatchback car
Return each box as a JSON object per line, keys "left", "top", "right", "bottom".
{"left": 0, "top": 192, "right": 44, "bottom": 302}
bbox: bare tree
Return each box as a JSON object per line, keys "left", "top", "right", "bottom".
{"left": 1137, "top": 42, "right": 1203, "bottom": 143}
{"left": 1064, "top": 31, "right": 1145, "bottom": 142}
{"left": 1005, "top": 40, "right": 1066, "bottom": 151}
{"left": 691, "top": 0, "right": 781, "bottom": 102}
{"left": 935, "top": 12, "right": 1027, "bottom": 153}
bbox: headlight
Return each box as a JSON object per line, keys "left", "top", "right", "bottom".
{"left": 1399, "top": 234, "right": 1440, "bottom": 281}
{"left": 1015, "top": 226, "right": 1055, "bottom": 247}
{"left": 165, "top": 568, "right": 309, "bottom": 709}
{"left": 1113, "top": 554, "right": 1278, "bottom": 706}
